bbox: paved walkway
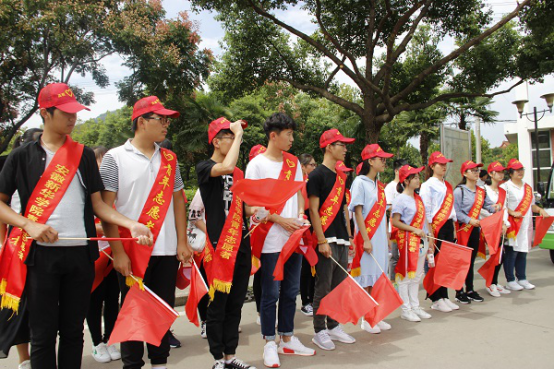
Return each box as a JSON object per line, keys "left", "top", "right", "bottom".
{"left": 3, "top": 249, "right": 554, "bottom": 369}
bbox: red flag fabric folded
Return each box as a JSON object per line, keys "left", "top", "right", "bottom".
{"left": 185, "top": 261, "right": 209, "bottom": 326}
{"left": 433, "top": 242, "right": 472, "bottom": 291}
{"left": 423, "top": 262, "right": 440, "bottom": 296}
{"left": 364, "top": 273, "right": 403, "bottom": 327}
{"left": 478, "top": 250, "right": 501, "bottom": 287}
{"left": 533, "top": 216, "right": 554, "bottom": 247}
{"left": 480, "top": 210, "right": 504, "bottom": 254}
{"left": 108, "top": 284, "right": 179, "bottom": 347}
{"left": 92, "top": 248, "right": 113, "bottom": 292}
{"left": 477, "top": 235, "right": 486, "bottom": 260}
{"left": 176, "top": 263, "right": 192, "bottom": 290}
{"left": 316, "top": 275, "right": 378, "bottom": 325}
{"left": 273, "top": 227, "right": 316, "bottom": 281}
{"left": 230, "top": 178, "right": 305, "bottom": 211}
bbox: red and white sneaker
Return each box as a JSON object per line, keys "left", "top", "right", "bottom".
{"left": 278, "top": 336, "right": 315, "bottom": 356}
{"left": 263, "top": 341, "right": 280, "bottom": 368}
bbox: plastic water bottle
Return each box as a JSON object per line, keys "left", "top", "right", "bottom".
{"left": 427, "top": 253, "right": 435, "bottom": 268}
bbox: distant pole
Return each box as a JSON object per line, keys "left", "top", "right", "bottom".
{"left": 475, "top": 118, "right": 482, "bottom": 163}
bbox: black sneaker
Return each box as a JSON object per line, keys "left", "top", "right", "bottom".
{"left": 225, "top": 357, "right": 257, "bottom": 369}
{"left": 467, "top": 290, "right": 484, "bottom": 302}
{"left": 168, "top": 331, "right": 181, "bottom": 348}
{"left": 213, "top": 360, "right": 225, "bottom": 369}
{"left": 455, "top": 291, "right": 471, "bottom": 304}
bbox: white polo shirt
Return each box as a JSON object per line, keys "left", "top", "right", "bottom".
{"left": 419, "top": 177, "right": 457, "bottom": 222}
{"left": 99, "top": 140, "right": 184, "bottom": 256}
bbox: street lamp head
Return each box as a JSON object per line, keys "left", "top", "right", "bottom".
{"left": 540, "top": 93, "right": 554, "bottom": 112}
{"left": 512, "top": 99, "right": 528, "bottom": 117}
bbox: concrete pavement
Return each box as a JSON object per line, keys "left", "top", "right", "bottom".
{"left": 2, "top": 248, "right": 554, "bottom": 369}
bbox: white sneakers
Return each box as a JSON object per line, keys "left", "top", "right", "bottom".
{"left": 278, "top": 336, "right": 316, "bottom": 356}
{"left": 486, "top": 284, "right": 501, "bottom": 297}
{"left": 18, "top": 360, "right": 31, "bottom": 369}
{"left": 360, "top": 318, "right": 380, "bottom": 334}
{"left": 312, "top": 330, "right": 335, "bottom": 351}
{"left": 443, "top": 299, "right": 460, "bottom": 310}
{"left": 496, "top": 284, "right": 511, "bottom": 294}
{"left": 92, "top": 343, "right": 111, "bottom": 363}
{"left": 431, "top": 299, "right": 452, "bottom": 313}
{"left": 401, "top": 309, "right": 421, "bottom": 322}
{"left": 263, "top": 341, "right": 280, "bottom": 368}
{"left": 376, "top": 321, "right": 392, "bottom": 330}
{"left": 327, "top": 325, "right": 356, "bottom": 343}
{"left": 506, "top": 281, "right": 524, "bottom": 291}
{"left": 106, "top": 344, "right": 121, "bottom": 360}
{"left": 517, "top": 280, "right": 535, "bottom": 290}
{"left": 413, "top": 307, "right": 432, "bottom": 319}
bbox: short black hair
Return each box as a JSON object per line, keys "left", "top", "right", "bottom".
{"left": 479, "top": 169, "right": 489, "bottom": 180}
{"left": 263, "top": 112, "right": 297, "bottom": 138}
{"left": 132, "top": 112, "right": 155, "bottom": 131}
{"left": 40, "top": 107, "right": 57, "bottom": 123}
{"left": 393, "top": 159, "right": 409, "bottom": 171}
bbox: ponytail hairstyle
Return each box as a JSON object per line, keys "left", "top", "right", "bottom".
{"left": 396, "top": 174, "right": 416, "bottom": 193}
{"left": 358, "top": 159, "right": 371, "bottom": 176}
{"left": 425, "top": 164, "right": 434, "bottom": 180}
{"left": 456, "top": 174, "right": 468, "bottom": 188}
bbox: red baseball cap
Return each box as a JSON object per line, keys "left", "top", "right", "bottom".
{"left": 487, "top": 161, "right": 505, "bottom": 173}
{"left": 336, "top": 161, "right": 353, "bottom": 172}
{"left": 460, "top": 160, "right": 483, "bottom": 175}
{"left": 208, "top": 117, "right": 248, "bottom": 144}
{"left": 319, "top": 129, "right": 355, "bottom": 148}
{"left": 38, "top": 83, "right": 90, "bottom": 113}
{"left": 249, "top": 144, "right": 266, "bottom": 162}
{"left": 361, "top": 144, "right": 393, "bottom": 161}
{"left": 506, "top": 158, "right": 524, "bottom": 170}
{"left": 131, "top": 96, "right": 180, "bottom": 121}
{"left": 428, "top": 151, "right": 453, "bottom": 166}
{"left": 399, "top": 165, "right": 425, "bottom": 183}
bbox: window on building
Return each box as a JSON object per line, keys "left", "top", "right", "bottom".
{"left": 531, "top": 130, "right": 552, "bottom": 190}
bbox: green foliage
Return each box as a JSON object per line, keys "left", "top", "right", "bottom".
{"left": 72, "top": 107, "right": 133, "bottom": 149}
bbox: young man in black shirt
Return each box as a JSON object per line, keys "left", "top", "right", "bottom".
{"left": 308, "top": 129, "right": 356, "bottom": 351}
{"left": 0, "top": 83, "right": 152, "bottom": 369}
{"left": 196, "top": 117, "right": 257, "bottom": 369}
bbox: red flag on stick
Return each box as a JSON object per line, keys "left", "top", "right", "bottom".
{"left": 273, "top": 227, "right": 316, "bottom": 281}
{"left": 109, "top": 284, "right": 179, "bottom": 347}
{"left": 317, "top": 274, "right": 378, "bottom": 325}
{"left": 364, "top": 273, "right": 403, "bottom": 327}
{"left": 433, "top": 242, "right": 473, "bottom": 291}
{"left": 480, "top": 210, "right": 504, "bottom": 255}
{"left": 423, "top": 263, "right": 441, "bottom": 296}
{"left": 185, "top": 261, "right": 209, "bottom": 327}
{"left": 91, "top": 247, "right": 113, "bottom": 292}
{"left": 230, "top": 178, "right": 305, "bottom": 210}
{"left": 533, "top": 216, "right": 554, "bottom": 247}
{"left": 478, "top": 250, "right": 501, "bottom": 287}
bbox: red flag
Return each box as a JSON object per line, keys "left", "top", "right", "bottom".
{"left": 433, "top": 242, "right": 473, "bottom": 291}
{"left": 273, "top": 227, "right": 317, "bottom": 280}
{"left": 230, "top": 178, "right": 305, "bottom": 211}
{"left": 364, "top": 273, "right": 403, "bottom": 327}
{"left": 533, "top": 216, "right": 554, "bottom": 247}
{"left": 316, "top": 276, "right": 378, "bottom": 325}
{"left": 91, "top": 248, "right": 113, "bottom": 292}
{"left": 185, "top": 261, "right": 208, "bottom": 327}
{"left": 480, "top": 210, "right": 504, "bottom": 255}
{"left": 478, "top": 250, "right": 501, "bottom": 287}
{"left": 108, "top": 284, "right": 179, "bottom": 347}
{"left": 176, "top": 263, "right": 192, "bottom": 290}
{"left": 423, "top": 264, "right": 440, "bottom": 296}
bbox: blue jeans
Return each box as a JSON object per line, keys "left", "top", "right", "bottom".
{"left": 503, "top": 246, "right": 527, "bottom": 282}
{"left": 260, "top": 252, "right": 302, "bottom": 340}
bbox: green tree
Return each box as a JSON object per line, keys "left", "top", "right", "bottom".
{"left": 192, "top": 0, "right": 542, "bottom": 144}
{"left": 444, "top": 96, "right": 499, "bottom": 131}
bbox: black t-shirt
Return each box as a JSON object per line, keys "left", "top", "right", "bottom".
{"left": 196, "top": 159, "right": 249, "bottom": 254}
{"left": 307, "top": 164, "right": 349, "bottom": 242}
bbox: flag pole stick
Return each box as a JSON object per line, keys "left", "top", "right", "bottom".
{"left": 368, "top": 251, "right": 386, "bottom": 275}
{"left": 191, "top": 259, "right": 209, "bottom": 292}
{"left": 100, "top": 249, "right": 142, "bottom": 285}
{"left": 243, "top": 222, "right": 262, "bottom": 239}
{"left": 426, "top": 235, "right": 473, "bottom": 251}
{"left": 498, "top": 233, "right": 505, "bottom": 264}
{"left": 329, "top": 256, "right": 379, "bottom": 306}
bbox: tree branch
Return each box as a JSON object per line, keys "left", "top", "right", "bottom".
{"left": 325, "top": 56, "right": 346, "bottom": 90}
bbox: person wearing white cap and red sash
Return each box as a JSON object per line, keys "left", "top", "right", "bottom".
{"left": 0, "top": 83, "right": 152, "bottom": 369}
{"left": 419, "top": 151, "right": 459, "bottom": 313}
{"left": 99, "top": 96, "right": 191, "bottom": 369}
{"left": 309, "top": 129, "right": 356, "bottom": 351}
{"left": 349, "top": 144, "right": 393, "bottom": 334}
{"left": 500, "top": 159, "right": 548, "bottom": 291}
{"left": 453, "top": 160, "right": 499, "bottom": 304}
{"left": 391, "top": 165, "right": 435, "bottom": 322}
{"left": 245, "top": 113, "right": 314, "bottom": 368}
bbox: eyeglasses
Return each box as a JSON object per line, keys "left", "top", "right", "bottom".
{"left": 146, "top": 116, "right": 170, "bottom": 126}
{"left": 467, "top": 168, "right": 480, "bottom": 173}
{"left": 332, "top": 142, "right": 347, "bottom": 148}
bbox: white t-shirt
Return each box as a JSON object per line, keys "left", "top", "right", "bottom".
{"left": 384, "top": 180, "right": 398, "bottom": 233}
{"left": 245, "top": 154, "right": 303, "bottom": 253}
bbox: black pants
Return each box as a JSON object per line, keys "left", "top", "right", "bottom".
{"left": 300, "top": 255, "right": 315, "bottom": 307}
{"left": 491, "top": 244, "right": 505, "bottom": 286}
{"left": 459, "top": 226, "right": 480, "bottom": 293}
{"left": 253, "top": 269, "right": 262, "bottom": 313}
{"left": 207, "top": 249, "right": 251, "bottom": 360}
{"left": 118, "top": 256, "right": 179, "bottom": 369}
{"left": 86, "top": 268, "right": 120, "bottom": 346}
{"left": 429, "top": 220, "right": 454, "bottom": 302}
{"left": 26, "top": 245, "right": 95, "bottom": 369}
{"left": 198, "top": 264, "right": 209, "bottom": 322}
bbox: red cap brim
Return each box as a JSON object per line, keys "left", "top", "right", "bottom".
{"left": 509, "top": 163, "right": 524, "bottom": 170}
{"left": 432, "top": 157, "right": 453, "bottom": 164}
{"left": 55, "top": 101, "right": 90, "bottom": 113}
{"left": 154, "top": 107, "right": 180, "bottom": 118}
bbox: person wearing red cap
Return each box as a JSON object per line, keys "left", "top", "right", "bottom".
{"left": 0, "top": 83, "right": 153, "bottom": 369}
{"left": 391, "top": 165, "right": 435, "bottom": 322}
{"left": 99, "top": 95, "right": 191, "bottom": 369}
{"left": 308, "top": 129, "right": 355, "bottom": 351}
{"left": 196, "top": 117, "right": 257, "bottom": 369}
{"left": 480, "top": 162, "right": 511, "bottom": 297}
{"left": 245, "top": 113, "right": 314, "bottom": 367}
{"left": 419, "top": 151, "right": 459, "bottom": 313}
{"left": 453, "top": 161, "right": 500, "bottom": 304}
{"left": 349, "top": 144, "right": 393, "bottom": 334}
{"left": 500, "top": 159, "right": 548, "bottom": 292}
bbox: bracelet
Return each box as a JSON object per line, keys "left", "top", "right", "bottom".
{"left": 317, "top": 240, "right": 328, "bottom": 245}
{"left": 349, "top": 235, "right": 354, "bottom": 239}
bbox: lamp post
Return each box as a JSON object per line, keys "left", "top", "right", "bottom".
{"left": 512, "top": 92, "right": 554, "bottom": 185}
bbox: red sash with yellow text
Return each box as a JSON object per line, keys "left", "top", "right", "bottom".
{"left": 119, "top": 148, "right": 176, "bottom": 288}
{"left": 394, "top": 194, "right": 425, "bottom": 280}
{"left": 507, "top": 183, "right": 533, "bottom": 239}
{"left": 351, "top": 181, "right": 386, "bottom": 277}
{"left": 456, "top": 186, "right": 485, "bottom": 247}
{"left": 0, "top": 136, "right": 83, "bottom": 313}
{"left": 250, "top": 152, "right": 298, "bottom": 272}
{"left": 431, "top": 181, "right": 454, "bottom": 237}
{"left": 203, "top": 168, "right": 244, "bottom": 299}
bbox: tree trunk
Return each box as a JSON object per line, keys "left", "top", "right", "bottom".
{"left": 0, "top": 106, "right": 38, "bottom": 154}
{"left": 420, "top": 131, "right": 430, "bottom": 171}
{"left": 363, "top": 112, "right": 380, "bottom": 144}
